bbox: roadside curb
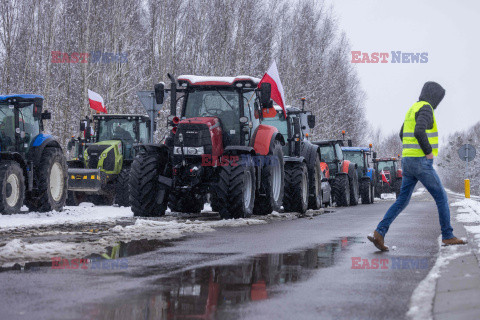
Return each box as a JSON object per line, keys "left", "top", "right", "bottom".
{"left": 433, "top": 199, "right": 480, "bottom": 320}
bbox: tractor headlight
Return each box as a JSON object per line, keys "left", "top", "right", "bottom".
{"left": 101, "top": 152, "right": 107, "bottom": 159}
{"left": 173, "top": 146, "right": 204, "bottom": 155}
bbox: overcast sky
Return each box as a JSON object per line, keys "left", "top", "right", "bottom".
{"left": 323, "top": 0, "right": 480, "bottom": 139}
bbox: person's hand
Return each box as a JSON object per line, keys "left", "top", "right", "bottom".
{"left": 426, "top": 153, "right": 434, "bottom": 159}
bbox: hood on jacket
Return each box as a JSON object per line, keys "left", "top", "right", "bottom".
{"left": 419, "top": 81, "right": 445, "bottom": 109}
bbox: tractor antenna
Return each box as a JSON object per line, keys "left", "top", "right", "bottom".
{"left": 342, "top": 130, "right": 346, "bottom": 141}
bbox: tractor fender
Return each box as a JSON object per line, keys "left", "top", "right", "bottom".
{"left": 365, "top": 168, "right": 374, "bottom": 181}
{"left": 27, "top": 135, "right": 62, "bottom": 167}
{"left": 320, "top": 161, "right": 330, "bottom": 179}
{"left": 133, "top": 143, "right": 169, "bottom": 158}
{"left": 250, "top": 125, "right": 284, "bottom": 156}
{"left": 340, "top": 159, "right": 352, "bottom": 174}
{"left": 284, "top": 156, "right": 305, "bottom": 163}
{"left": 347, "top": 162, "right": 357, "bottom": 179}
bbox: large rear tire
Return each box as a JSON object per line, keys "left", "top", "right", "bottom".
{"left": 308, "top": 154, "right": 322, "bottom": 209}
{"left": 332, "top": 174, "right": 350, "bottom": 207}
{"left": 0, "top": 161, "right": 25, "bottom": 214}
{"left": 114, "top": 168, "right": 130, "bottom": 207}
{"left": 253, "top": 140, "right": 284, "bottom": 215}
{"left": 168, "top": 191, "right": 204, "bottom": 213}
{"left": 283, "top": 161, "right": 309, "bottom": 214}
{"left": 129, "top": 152, "right": 169, "bottom": 217}
{"left": 26, "top": 148, "right": 67, "bottom": 212}
{"left": 215, "top": 162, "right": 255, "bottom": 219}
{"left": 360, "top": 179, "right": 371, "bottom": 204}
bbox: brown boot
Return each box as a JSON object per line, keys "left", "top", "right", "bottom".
{"left": 367, "top": 231, "right": 389, "bottom": 251}
{"left": 442, "top": 237, "right": 467, "bottom": 246}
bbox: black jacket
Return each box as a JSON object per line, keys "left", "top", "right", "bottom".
{"left": 399, "top": 82, "right": 445, "bottom": 155}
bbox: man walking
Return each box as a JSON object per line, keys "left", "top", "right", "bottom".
{"left": 368, "top": 81, "right": 466, "bottom": 251}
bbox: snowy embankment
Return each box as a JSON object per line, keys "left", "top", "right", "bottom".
{"left": 0, "top": 203, "right": 312, "bottom": 267}
{"left": 406, "top": 191, "right": 479, "bottom": 320}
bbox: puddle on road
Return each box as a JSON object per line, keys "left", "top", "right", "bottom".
{"left": 86, "top": 237, "right": 356, "bottom": 320}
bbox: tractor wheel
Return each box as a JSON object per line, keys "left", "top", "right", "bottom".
{"left": 395, "top": 178, "right": 402, "bottom": 199}
{"left": 26, "top": 148, "right": 67, "bottom": 212}
{"left": 0, "top": 161, "right": 25, "bottom": 214}
{"left": 332, "top": 174, "right": 350, "bottom": 207}
{"left": 360, "top": 179, "right": 372, "bottom": 204}
{"left": 253, "top": 140, "right": 284, "bottom": 215}
{"left": 283, "top": 162, "right": 309, "bottom": 214}
{"left": 348, "top": 168, "right": 359, "bottom": 206}
{"left": 215, "top": 162, "right": 255, "bottom": 219}
{"left": 114, "top": 168, "right": 130, "bottom": 207}
{"left": 308, "top": 154, "right": 323, "bottom": 209}
{"left": 370, "top": 184, "right": 375, "bottom": 204}
{"left": 129, "top": 152, "right": 169, "bottom": 217}
{"left": 168, "top": 191, "right": 204, "bottom": 213}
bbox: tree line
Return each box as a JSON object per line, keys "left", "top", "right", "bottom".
{"left": 0, "top": 0, "right": 366, "bottom": 146}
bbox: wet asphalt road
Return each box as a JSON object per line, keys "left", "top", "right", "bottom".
{"left": 0, "top": 194, "right": 444, "bottom": 320}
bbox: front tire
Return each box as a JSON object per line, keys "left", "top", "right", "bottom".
{"left": 283, "top": 161, "right": 309, "bottom": 214}
{"left": 360, "top": 179, "right": 371, "bottom": 204}
{"left": 215, "top": 162, "right": 255, "bottom": 219}
{"left": 308, "top": 154, "right": 323, "bottom": 210}
{"left": 332, "top": 174, "right": 350, "bottom": 207}
{"left": 129, "top": 152, "right": 169, "bottom": 217}
{"left": 0, "top": 161, "right": 25, "bottom": 214}
{"left": 114, "top": 168, "right": 130, "bottom": 207}
{"left": 349, "top": 168, "right": 359, "bottom": 206}
{"left": 253, "top": 140, "right": 284, "bottom": 215}
{"left": 26, "top": 148, "right": 67, "bottom": 212}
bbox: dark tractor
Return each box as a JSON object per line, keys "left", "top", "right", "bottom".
{"left": 129, "top": 74, "right": 285, "bottom": 219}
{"left": 372, "top": 156, "right": 403, "bottom": 198}
{"left": 0, "top": 94, "right": 67, "bottom": 214}
{"left": 341, "top": 146, "right": 376, "bottom": 204}
{"left": 261, "top": 103, "right": 331, "bottom": 213}
{"left": 67, "top": 114, "right": 151, "bottom": 206}
{"left": 312, "top": 139, "right": 359, "bottom": 207}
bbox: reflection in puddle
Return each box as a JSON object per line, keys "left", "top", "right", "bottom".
{"left": 88, "top": 237, "right": 355, "bottom": 320}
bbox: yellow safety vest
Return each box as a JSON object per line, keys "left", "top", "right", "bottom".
{"left": 402, "top": 101, "right": 438, "bottom": 157}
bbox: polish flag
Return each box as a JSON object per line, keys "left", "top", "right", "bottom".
{"left": 259, "top": 61, "right": 286, "bottom": 118}
{"left": 381, "top": 170, "right": 390, "bottom": 185}
{"left": 88, "top": 89, "right": 107, "bottom": 114}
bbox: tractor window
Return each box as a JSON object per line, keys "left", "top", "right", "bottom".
{"left": 139, "top": 121, "right": 149, "bottom": 143}
{"left": 344, "top": 151, "right": 364, "bottom": 174}
{"left": 319, "top": 146, "right": 335, "bottom": 163}
{"left": 18, "top": 104, "right": 40, "bottom": 149}
{"left": 377, "top": 161, "right": 395, "bottom": 172}
{"left": 335, "top": 144, "right": 344, "bottom": 160}
{"left": 98, "top": 118, "right": 135, "bottom": 143}
{"left": 261, "top": 112, "right": 289, "bottom": 154}
{"left": 0, "top": 104, "right": 16, "bottom": 151}
{"left": 184, "top": 89, "right": 241, "bottom": 145}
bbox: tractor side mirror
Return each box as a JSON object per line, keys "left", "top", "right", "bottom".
{"left": 373, "top": 151, "right": 377, "bottom": 159}
{"left": 259, "top": 83, "right": 271, "bottom": 108}
{"left": 154, "top": 83, "right": 165, "bottom": 105}
{"left": 41, "top": 111, "right": 51, "bottom": 120}
{"left": 307, "top": 115, "right": 315, "bottom": 129}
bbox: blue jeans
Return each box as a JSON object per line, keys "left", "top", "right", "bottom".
{"left": 376, "top": 157, "right": 455, "bottom": 240}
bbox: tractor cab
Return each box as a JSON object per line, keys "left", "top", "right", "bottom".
{"left": 342, "top": 146, "right": 373, "bottom": 179}
{"left": 314, "top": 140, "right": 345, "bottom": 177}
{"left": 0, "top": 95, "right": 50, "bottom": 154}
{"left": 372, "top": 156, "right": 403, "bottom": 198}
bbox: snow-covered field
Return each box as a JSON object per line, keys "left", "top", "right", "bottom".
{"left": 0, "top": 203, "right": 323, "bottom": 267}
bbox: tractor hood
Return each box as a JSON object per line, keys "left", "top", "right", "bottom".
{"left": 174, "top": 117, "right": 223, "bottom": 157}
{"left": 84, "top": 140, "right": 123, "bottom": 174}
{"left": 418, "top": 81, "right": 445, "bottom": 109}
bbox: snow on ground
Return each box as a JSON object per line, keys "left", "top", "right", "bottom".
{"left": 451, "top": 198, "right": 480, "bottom": 252}
{"left": 406, "top": 237, "right": 470, "bottom": 320}
{"left": 0, "top": 203, "right": 133, "bottom": 231}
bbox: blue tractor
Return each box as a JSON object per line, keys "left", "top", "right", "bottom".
{"left": 0, "top": 95, "right": 67, "bottom": 214}
{"left": 341, "top": 146, "right": 376, "bottom": 204}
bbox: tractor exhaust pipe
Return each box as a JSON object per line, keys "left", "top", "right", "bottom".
{"left": 168, "top": 73, "right": 177, "bottom": 116}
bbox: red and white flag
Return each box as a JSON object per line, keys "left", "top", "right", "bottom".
{"left": 381, "top": 170, "right": 390, "bottom": 185}
{"left": 259, "top": 61, "right": 286, "bottom": 118}
{"left": 88, "top": 89, "right": 107, "bottom": 114}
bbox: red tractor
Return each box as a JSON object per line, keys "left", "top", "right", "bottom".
{"left": 129, "top": 74, "right": 285, "bottom": 218}
{"left": 372, "top": 155, "right": 403, "bottom": 198}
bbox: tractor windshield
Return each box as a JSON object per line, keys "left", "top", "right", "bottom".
{"left": 344, "top": 151, "right": 365, "bottom": 175}
{"left": 319, "top": 145, "right": 335, "bottom": 163}
{"left": 184, "top": 89, "right": 241, "bottom": 144}
{"left": 377, "top": 160, "right": 395, "bottom": 172}
{"left": 0, "top": 103, "right": 16, "bottom": 151}
{"left": 97, "top": 118, "right": 136, "bottom": 143}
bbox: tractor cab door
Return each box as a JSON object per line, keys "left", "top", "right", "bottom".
{"left": 0, "top": 103, "right": 16, "bottom": 152}
{"left": 16, "top": 103, "right": 41, "bottom": 154}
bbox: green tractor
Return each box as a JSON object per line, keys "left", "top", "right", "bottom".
{"left": 66, "top": 114, "right": 152, "bottom": 206}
